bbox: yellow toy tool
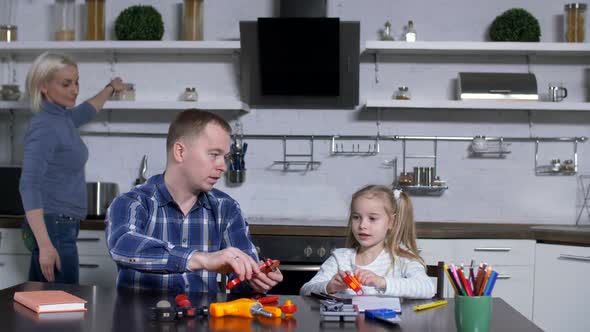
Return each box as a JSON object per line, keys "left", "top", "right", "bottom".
{"left": 209, "top": 298, "right": 277, "bottom": 318}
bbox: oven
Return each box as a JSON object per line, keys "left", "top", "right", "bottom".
{"left": 250, "top": 235, "right": 346, "bottom": 295}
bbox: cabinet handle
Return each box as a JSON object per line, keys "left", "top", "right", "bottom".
{"left": 0, "top": 262, "right": 5, "bottom": 267}
{"left": 280, "top": 264, "right": 321, "bottom": 272}
{"left": 77, "top": 238, "right": 100, "bottom": 242}
{"left": 474, "top": 247, "right": 511, "bottom": 252}
{"left": 417, "top": 248, "right": 423, "bottom": 253}
{"left": 79, "top": 264, "right": 100, "bottom": 268}
{"left": 497, "top": 274, "right": 511, "bottom": 279}
{"left": 559, "top": 254, "right": 590, "bottom": 262}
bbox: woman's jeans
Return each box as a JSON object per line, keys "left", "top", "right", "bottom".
{"left": 28, "top": 214, "right": 80, "bottom": 284}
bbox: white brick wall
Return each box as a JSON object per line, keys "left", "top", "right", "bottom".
{"left": 2, "top": 0, "right": 590, "bottom": 225}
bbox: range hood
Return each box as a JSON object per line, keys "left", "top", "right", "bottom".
{"left": 458, "top": 72, "right": 539, "bottom": 101}
{"left": 280, "top": 0, "right": 326, "bottom": 17}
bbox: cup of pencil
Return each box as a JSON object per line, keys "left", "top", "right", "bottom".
{"left": 444, "top": 262, "right": 498, "bottom": 332}
{"left": 455, "top": 296, "right": 492, "bottom": 332}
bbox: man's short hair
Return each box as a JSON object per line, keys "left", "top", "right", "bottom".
{"left": 166, "top": 109, "right": 232, "bottom": 152}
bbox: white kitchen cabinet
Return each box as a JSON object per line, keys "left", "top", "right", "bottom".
{"left": 0, "top": 254, "right": 30, "bottom": 289}
{"left": 78, "top": 255, "right": 118, "bottom": 288}
{"left": 533, "top": 243, "right": 590, "bottom": 332}
{"left": 0, "top": 228, "right": 30, "bottom": 290}
{"left": 77, "top": 230, "right": 117, "bottom": 288}
{"left": 0, "top": 228, "right": 116, "bottom": 289}
{"left": 417, "top": 238, "right": 535, "bottom": 319}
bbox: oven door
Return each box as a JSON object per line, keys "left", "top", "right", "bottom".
{"left": 271, "top": 264, "right": 321, "bottom": 295}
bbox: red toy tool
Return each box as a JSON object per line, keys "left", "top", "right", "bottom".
{"left": 226, "top": 258, "right": 281, "bottom": 290}
{"left": 343, "top": 272, "right": 364, "bottom": 295}
{"left": 279, "top": 299, "right": 298, "bottom": 317}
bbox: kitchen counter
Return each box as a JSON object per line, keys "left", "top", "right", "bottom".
{"left": 1, "top": 281, "right": 542, "bottom": 332}
{"left": 2, "top": 217, "right": 589, "bottom": 246}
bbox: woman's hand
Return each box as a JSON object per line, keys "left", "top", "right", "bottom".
{"left": 354, "top": 268, "right": 386, "bottom": 290}
{"left": 108, "top": 77, "right": 125, "bottom": 94}
{"left": 38, "top": 244, "right": 61, "bottom": 282}
{"left": 326, "top": 270, "right": 349, "bottom": 294}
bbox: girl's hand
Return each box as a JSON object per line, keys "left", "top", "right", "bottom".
{"left": 326, "top": 270, "right": 349, "bottom": 294}
{"left": 354, "top": 268, "right": 386, "bottom": 290}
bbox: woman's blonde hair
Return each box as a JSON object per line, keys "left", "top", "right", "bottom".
{"left": 345, "top": 185, "right": 424, "bottom": 272}
{"left": 26, "top": 52, "right": 77, "bottom": 113}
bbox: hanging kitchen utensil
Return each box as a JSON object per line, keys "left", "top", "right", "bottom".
{"left": 135, "top": 155, "right": 148, "bottom": 185}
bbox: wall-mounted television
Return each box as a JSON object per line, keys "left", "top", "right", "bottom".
{"left": 240, "top": 18, "right": 359, "bottom": 109}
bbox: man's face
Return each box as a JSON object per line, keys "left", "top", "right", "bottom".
{"left": 180, "top": 122, "right": 230, "bottom": 193}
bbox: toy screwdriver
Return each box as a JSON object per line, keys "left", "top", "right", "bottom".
{"left": 226, "top": 258, "right": 281, "bottom": 290}
{"left": 209, "top": 298, "right": 275, "bottom": 318}
{"left": 343, "top": 272, "right": 364, "bottom": 295}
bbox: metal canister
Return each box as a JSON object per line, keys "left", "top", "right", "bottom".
{"left": 430, "top": 167, "right": 436, "bottom": 185}
{"left": 421, "top": 167, "right": 431, "bottom": 186}
{"left": 413, "top": 167, "right": 421, "bottom": 185}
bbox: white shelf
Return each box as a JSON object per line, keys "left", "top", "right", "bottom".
{"left": 365, "top": 99, "right": 590, "bottom": 112}
{"left": 364, "top": 41, "right": 590, "bottom": 56}
{"left": 0, "top": 41, "right": 240, "bottom": 55}
{"left": 0, "top": 100, "right": 249, "bottom": 112}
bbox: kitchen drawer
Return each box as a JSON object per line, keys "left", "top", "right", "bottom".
{"left": 78, "top": 255, "right": 118, "bottom": 288}
{"left": 416, "top": 239, "right": 454, "bottom": 264}
{"left": 0, "top": 254, "right": 31, "bottom": 290}
{"left": 450, "top": 240, "right": 535, "bottom": 266}
{"left": 77, "top": 230, "right": 109, "bottom": 256}
{"left": 0, "top": 228, "right": 30, "bottom": 254}
{"left": 488, "top": 265, "right": 534, "bottom": 320}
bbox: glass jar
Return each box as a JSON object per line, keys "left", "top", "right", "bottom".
{"left": 381, "top": 21, "right": 394, "bottom": 41}
{"left": 405, "top": 20, "right": 416, "bottom": 42}
{"left": 0, "top": 0, "right": 18, "bottom": 42}
{"left": 85, "top": 0, "right": 105, "bottom": 41}
{"left": 183, "top": 0, "right": 203, "bottom": 40}
{"left": 394, "top": 86, "right": 411, "bottom": 100}
{"left": 54, "top": 0, "right": 76, "bottom": 41}
{"left": 111, "top": 83, "right": 135, "bottom": 101}
{"left": 0, "top": 84, "right": 21, "bottom": 100}
{"left": 183, "top": 87, "right": 198, "bottom": 101}
{"left": 565, "top": 3, "right": 586, "bottom": 42}
{"left": 398, "top": 172, "right": 413, "bottom": 186}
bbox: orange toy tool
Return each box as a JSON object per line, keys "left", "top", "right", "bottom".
{"left": 343, "top": 272, "right": 364, "bottom": 295}
{"left": 226, "top": 258, "right": 281, "bottom": 290}
{"left": 209, "top": 298, "right": 275, "bottom": 318}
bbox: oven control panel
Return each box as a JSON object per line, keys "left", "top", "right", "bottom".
{"left": 250, "top": 235, "right": 346, "bottom": 264}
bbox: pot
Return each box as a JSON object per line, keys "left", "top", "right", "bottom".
{"left": 86, "top": 182, "right": 119, "bottom": 218}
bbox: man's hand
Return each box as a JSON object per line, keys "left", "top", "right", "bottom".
{"left": 249, "top": 269, "right": 283, "bottom": 293}
{"left": 187, "top": 247, "right": 260, "bottom": 281}
{"left": 39, "top": 245, "right": 61, "bottom": 282}
{"left": 326, "top": 270, "right": 349, "bottom": 294}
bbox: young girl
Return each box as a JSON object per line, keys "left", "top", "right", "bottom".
{"left": 300, "top": 185, "right": 435, "bottom": 299}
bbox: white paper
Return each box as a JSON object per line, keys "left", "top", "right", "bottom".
{"left": 352, "top": 296, "right": 401, "bottom": 313}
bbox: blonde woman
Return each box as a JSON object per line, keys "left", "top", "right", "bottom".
{"left": 19, "top": 52, "right": 124, "bottom": 284}
{"left": 300, "top": 185, "right": 435, "bottom": 299}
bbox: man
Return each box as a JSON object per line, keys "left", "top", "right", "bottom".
{"left": 105, "top": 110, "right": 282, "bottom": 294}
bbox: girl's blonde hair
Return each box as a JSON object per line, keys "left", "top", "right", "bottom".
{"left": 26, "top": 52, "right": 77, "bottom": 113}
{"left": 346, "top": 185, "right": 424, "bottom": 271}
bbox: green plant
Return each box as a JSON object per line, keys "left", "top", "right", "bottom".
{"left": 115, "top": 5, "right": 164, "bottom": 40}
{"left": 489, "top": 8, "right": 541, "bottom": 42}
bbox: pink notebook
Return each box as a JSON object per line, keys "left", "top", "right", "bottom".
{"left": 13, "top": 290, "right": 87, "bottom": 313}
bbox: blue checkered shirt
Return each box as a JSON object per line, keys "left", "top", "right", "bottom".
{"left": 105, "top": 173, "right": 259, "bottom": 294}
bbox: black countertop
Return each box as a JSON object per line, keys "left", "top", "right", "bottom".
{"left": 2, "top": 282, "right": 541, "bottom": 332}
{"left": 1, "top": 217, "right": 589, "bottom": 246}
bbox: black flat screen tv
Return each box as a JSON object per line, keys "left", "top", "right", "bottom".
{"left": 240, "top": 18, "right": 359, "bottom": 108}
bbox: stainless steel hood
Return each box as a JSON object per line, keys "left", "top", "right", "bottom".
{"left": 458, "top": 72, "right": 539, "bottom": 101}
